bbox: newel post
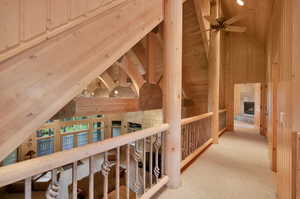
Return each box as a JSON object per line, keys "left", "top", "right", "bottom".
{"left": 163, "top": 0, "right": 183, "bottom": 189}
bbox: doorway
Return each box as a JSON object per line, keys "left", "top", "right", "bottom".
{"left": 234, "top": 83, "right": 262, "bottom": 131}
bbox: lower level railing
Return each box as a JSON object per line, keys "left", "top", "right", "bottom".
{"left": 0, "top": 124, "right": 169, "bottom": 199}
{"left": 181, "top": 113, "right": 213, "bottom": 169}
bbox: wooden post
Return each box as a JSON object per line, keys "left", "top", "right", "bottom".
{"left": 208, "top": 0, "right": 221, "bottom": 144}
{"left": 163, "top": 0, "right": 183, "bottom": 189}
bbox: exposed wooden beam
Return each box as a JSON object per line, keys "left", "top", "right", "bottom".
{"left": 98, "top": 72, "right": 117, "bottom": 92}
{"left": 127, "top": 50, "right": 146, "bottom": 75}
{"left": 119, "top": 67, "right": 131, "bottom": 87}
{"left": 120, "top": 55, "right": 146, "bottom": 94}
{"left": 132, "top": 42, "right": 147, "bottom": 68}
{"left": 0, "top": 0, "right": 163, "bottom": 161}
{"left": 193, "top": 0, "right": 210, "bottom": 59}
{"left": 146, "top": 32, "right": 158, "bottom": 84}
{"left": 76, "top": 97, "right": 140, "bottom": 115}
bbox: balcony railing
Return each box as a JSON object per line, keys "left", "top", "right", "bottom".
{"left": 181, "top": 110, "right": 227, "bottom": 169}
{"left": 219, "top": 109, "right": 227, "bottom": 136}
{"left": 181, "top": 112, "right": 214, "bottom": 169}
{"left": 0, "top": 124, "right": 169, "bottom": 199}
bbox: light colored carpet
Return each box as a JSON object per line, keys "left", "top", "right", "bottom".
{"left": 154, "top": 122, "right": 277, "bottom": 199}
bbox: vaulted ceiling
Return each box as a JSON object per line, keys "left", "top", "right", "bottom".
{"left": 222, "top": 0, "right": 274, "bottom": 45}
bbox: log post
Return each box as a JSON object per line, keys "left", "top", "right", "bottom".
{"left": 163, "top": 0, "right": 183, "bottom": 189}
{"left": 208, "top": 0, "right": 221, "bottom": 144}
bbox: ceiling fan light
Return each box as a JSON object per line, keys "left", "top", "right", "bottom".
{"left": 237, "top": 0, "right": 245, "bottom": 6}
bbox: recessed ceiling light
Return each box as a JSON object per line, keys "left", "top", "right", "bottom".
{"left": 237, "top": 0, "right": 245, "bottom": 6}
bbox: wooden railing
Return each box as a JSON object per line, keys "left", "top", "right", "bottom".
{"left": 181, "top": 112, "right": 213, "bottom": 169}
{"left": 219, "top": 109, "right": 227, "bottom": 136}
{"left": 0, "top": 124, "right": 169, "bottom": 199}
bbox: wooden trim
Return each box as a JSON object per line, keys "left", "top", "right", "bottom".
{"left": 140, "top": 176, "right": 169, "bottom": 199}
{"left": 181, "top": 112, "right": 213, "bottom": 126}
{"left": 0, "top": 124, "right": 169, "bottom": 187}
{"left": 181, "top": 138, "right": 213, "bottom": 171}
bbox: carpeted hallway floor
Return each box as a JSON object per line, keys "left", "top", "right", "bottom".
{"left": 154, "top": 121, "right": 277, "bottom": 199}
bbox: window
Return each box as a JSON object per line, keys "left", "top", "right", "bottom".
{"left": 77, "top": 132, "right": 88, "bottom": 146}
{"left": 2, "top": 150, "right": 18, "bottom": 166}
{"left": 93, "top": 129, "right": 103, "bottom": 142}
{"left": 112, "top": 121, "right": 122, "bottom": 137}
{"left": 62, "top": 135, "right": 74, "bottom": 150}
{"left": 37, "top": 138, "right": 54, "bottom": 156}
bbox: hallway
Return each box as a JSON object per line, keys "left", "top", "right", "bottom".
{"left": 154, "top": 123, "right": 276, "bottom": 199}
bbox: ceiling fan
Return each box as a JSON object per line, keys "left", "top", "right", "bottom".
{"left": 204, "top": 14, "right": 247, "bottom": 33}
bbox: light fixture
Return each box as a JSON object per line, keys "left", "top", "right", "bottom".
{"left": 237, "top": 0, "right": 245, "bottom": 6}
{"left": 114, "top": 90, "right": 119, "bottom": 95}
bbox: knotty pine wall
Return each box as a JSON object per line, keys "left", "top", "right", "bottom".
{"left": 266, "top": 0, "right": 300, "bottom": 198}
{"left": 223, "top": 33, "right": 266, "bottom": 131}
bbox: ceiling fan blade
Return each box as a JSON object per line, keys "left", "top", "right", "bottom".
{"left": 224, "top": 14, "right": 247, "bottom": 25}
{"left": 204, "top": 16, "right": 219, "bottom": 26}
{"left": 225, "top": 26, "right": 247, "bottom": 33}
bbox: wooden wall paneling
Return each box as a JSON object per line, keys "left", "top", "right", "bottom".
{"left": 70, "top": 0, "right": 88, "bottom": 19}
{"left": 182, "top": 0, "right": 209, "bottom": 117}
{"left": 22, "top": 0, "right": 47, "bottom": 41}
{"left": 267, "top": 0, "right": 300, "bottom": 198}
{"left": 0, "top": 0, "right": 164, "bottom": 161}
{"left": 47, "top": 0, "right": 69, "bottom": 29}
{"left": 224, "top": 32, "right": 266, "bottom": 130}
{"left": 0, "top": 0, "right": 20, "bottom": 52}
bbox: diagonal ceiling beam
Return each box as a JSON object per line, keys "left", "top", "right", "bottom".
{"left": 119, "top": 55, "right": 146, "bottom": 95}
{"left": 193, "top": 0, "right": 210, "bottom": 59}
{"left": 98, "top": 71, "right": 117, "bottom": 92}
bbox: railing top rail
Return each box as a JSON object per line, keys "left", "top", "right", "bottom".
{"left": 219, "top": 109, "right": 227, "bottom": 113}
{"left": 0, "top": 124, "right": 169, "bottom": 187}
{"left": 181, "top": 112, "right": 213, "bottom": 126}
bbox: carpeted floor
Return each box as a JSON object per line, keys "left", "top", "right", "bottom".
{"left": 154, "top": 121, "right": 277, "bottom": 199}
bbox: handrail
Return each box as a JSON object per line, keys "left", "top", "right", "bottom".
{"left": 0, "top": 124, "right": 169, "bottom": 187}
{"left": 181, "top": 112, "right": 213, "bottom": 125}
{"left": 219, "top": 109, "right": 227, "bottom": 114}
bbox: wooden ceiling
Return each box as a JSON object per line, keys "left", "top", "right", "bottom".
{"left": 222, "top": 0, "right": 274, "bottom": 45}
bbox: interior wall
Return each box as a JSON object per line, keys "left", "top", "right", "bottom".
{"left": 224, "top": 33, "right": 266, "bottom": 131}
{"left": 266, "top": 0, "right": 300, "bottom": 198}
